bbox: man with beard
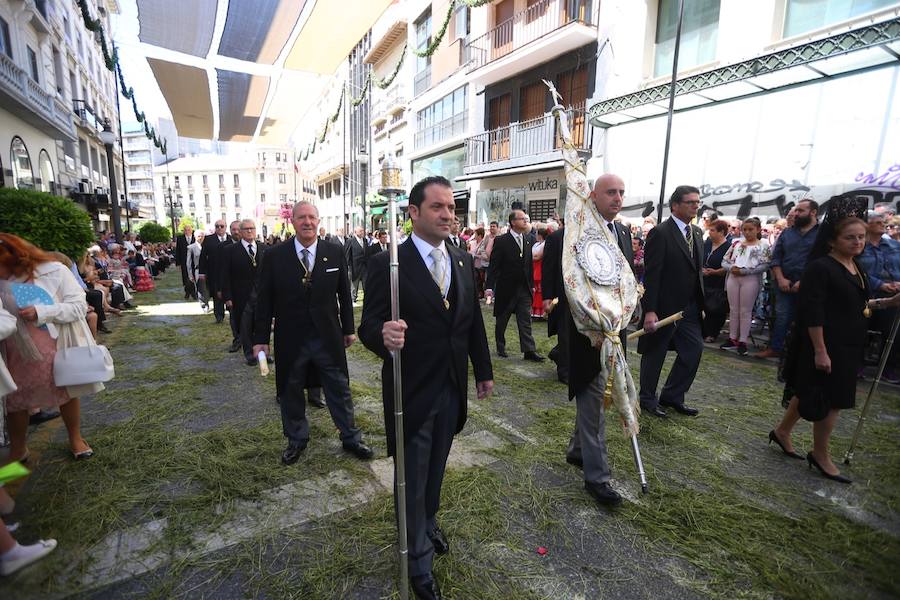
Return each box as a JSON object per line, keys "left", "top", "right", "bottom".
{"left": 754, "top": 198, "right": 819, "bottom": 359}
{"left": 359, "top": 176, "right": 492, "bottom": 599}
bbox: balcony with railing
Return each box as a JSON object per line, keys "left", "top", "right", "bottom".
{"left": 463, "top": 107, "right": 592, "bottom": 175}
{"left": 465, "top": 0, "right": 597, "bottom": 85}
{"left": 0, "top": 52, "right": 74, "bottom": 140}
{"left": 73, "top": 99, "right": 104, "bottom": 135}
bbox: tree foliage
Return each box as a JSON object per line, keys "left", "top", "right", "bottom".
{"left": 137, "top": 221, "right": 171, "bottom": 244}
{"left": 0, "top": 188, "right": 95, "bottom": 259}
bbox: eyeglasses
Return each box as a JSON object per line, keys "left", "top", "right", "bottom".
{"left": 241, "top": 227, "right": 256, "bottom": 231}
{"left": 215, "top": 224, "right": 226, "bottom": 228}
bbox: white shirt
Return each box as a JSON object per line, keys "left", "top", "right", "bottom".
{"left": 241, "top": 239, "right": 257, "bottom": 256}
{"left": 293, "top": 237, "right": 317, "bottom": 268}
{"left": 218, "top": 234, "right": 227, "bottom": 242}
{"left": 411, "top": 233, "right": 450, "bottom": 296}
{"left": 671, "top": 215, "right": 691, "bottom": 238}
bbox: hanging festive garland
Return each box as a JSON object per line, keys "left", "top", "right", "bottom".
{"left": 76, "top": 0, "right": 168, "bottom": 156}
{"left": 298, "top": 0, "right": 498, "bottom": 164}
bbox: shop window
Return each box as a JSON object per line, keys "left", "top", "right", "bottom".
{"left": 38, "top": 149, "right": 54, "bottom": 193}
{"left": 784, "top": 0, "right": 895, "bottom": 37}
{"left": 654, "top": 0, "right": 720, "bottom": 77}
{"left": 10, "top": 137, "right": 34, "bottom": 190}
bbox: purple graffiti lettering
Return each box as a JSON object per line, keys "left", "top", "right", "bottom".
{"left": 854, "top": 164, "right": 900, "bottom": 190}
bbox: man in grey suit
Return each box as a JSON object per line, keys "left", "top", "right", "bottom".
{"left": 564, "top": 174, "right": 634, "bottom": 507}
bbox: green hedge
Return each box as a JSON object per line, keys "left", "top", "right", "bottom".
{"left": 0, "top": 187, "right": 95, "bottom": 259}
{"left": 138, "top": 221, "right": 171, "bottom": 244}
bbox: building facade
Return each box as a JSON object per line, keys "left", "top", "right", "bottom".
{"left": 122, "top": 122, "right": 156, "bottom": 221}
{"left": 153, "top": 146, "right": 312, "bottom": 237}
{"left": 0, "top": 0, "right": 128, "bottom": 232}
{"left": 588, "top": 0, "right": 900, "bottom": 220}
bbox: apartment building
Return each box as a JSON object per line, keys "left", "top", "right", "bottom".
{"left": 589, "top": 0, "right": 900, "bottom": 219}
{"left": 122, "top": 122, "right": 157, "bottom": 221}
{"left": 153, "top": 146, "right": 309, "bottom": 237}
{"left": 406, "top": 0, "right": 474, "bottom": 223}
{"left": 459, "top": 0, "right": 599, "bottom": 224}
{"left": 0, "top": 0, "right": 127, "bottom": 232}
{"left": 365, "top": 0, "right": 414, "bottom": 233}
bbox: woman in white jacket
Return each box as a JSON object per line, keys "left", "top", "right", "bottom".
{"left": 0, "top": 299, "right": 57, "bottom": 576}
{"left": 0, "top": 234, "right": 102, "bottom": 462}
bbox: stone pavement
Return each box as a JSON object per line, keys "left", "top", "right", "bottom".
{"left": 0, "top": 270, "right": 897, "bottom": 599}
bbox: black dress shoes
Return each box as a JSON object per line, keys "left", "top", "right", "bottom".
{"left": 98, "top": 324, "right": 112, "bottom": 334}
{"left": 266, "top": 356, "right": 275, "bottom": 364}
{"left": 227, "top": 341, "right": 241, "bottom": 353}
{"left": 565, "top": 454, "right": 583, "bottom": 469}
{"left": 497, "top": 348, "right": 509, "bottom": 358}
{"left": 410, "top": 573, "right": 442, "bottom": 600}
{"left": 644, "top": 406, "right": 668, "bottom": 418}
{"left": 585, "top": 481, "right": 623, "bottom": 507}
{"left": 342, "top": 441, "right": 374, "bottom": 460}
{"left": 246, "top": 357, "right": 258, "bottom": 366}
{"left": 307, "top": 394, "right": 326, "bottom": 408}
{"left": 661, "top": 401, "right": 699, "bottom": 416}
{"left": 29, "top": 410, "right": 61, "bottom": 426}
{"left": 428, "top": 526, "right": 449, "bottom": 555}
{"left": 281, "top": 442, "right": 307, "bottom": 465}
{"left": 523, "top": 351, "right": 546, "bottom": 362}
{"left": 215, "top": 317, "right": 224, "bottom": 324}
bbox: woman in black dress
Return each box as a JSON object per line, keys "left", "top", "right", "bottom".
{"left": 769, "top": 217, "right": 896, "bottom": 483}
{"left": 701, "top": 219, "right": 731, "bottom": 342}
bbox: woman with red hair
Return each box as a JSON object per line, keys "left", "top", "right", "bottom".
{"left": 0, "top": 234, "right": 99, "bottom": 463}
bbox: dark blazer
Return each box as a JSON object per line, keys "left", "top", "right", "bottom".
{"left": 446, "top": 235, "right": 463, "bottom": 249}
{"left": 638, "top": 217, "right": 705, "bottom": 354}
{"left": 253, "top": 238, "right": 354, "bottom": 395}
{"left": 485, "top": 231, "right": 533, "bottom": 316}
{"left": 175, "top": 233, "right": 195, "bottom": 267}
{"left": 220, "top": 240, "right": 265, "bottom": 311}
{"left": 198, "top": 235, "right": 230, "bottom": 292}
{"left": 359, "top": 238, "right": 493, "bottom": 456}
{"left": 345, "top": 235, "right": 369, "bottom": 277}
{"left": 366, "top": 241, "right": 388, "bottom": 260}
{"left": 541, "top": 227, "right": 566, "bottom": 337}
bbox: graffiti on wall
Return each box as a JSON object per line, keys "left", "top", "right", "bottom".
{"left": 618, "top": 167, "right": 900, "bottom": 219}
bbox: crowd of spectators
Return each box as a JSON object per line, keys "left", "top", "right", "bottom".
{"left": 0, "top": 230, "right": 175, "bottom": 575}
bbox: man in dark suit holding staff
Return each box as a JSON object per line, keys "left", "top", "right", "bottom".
{"left": 252, "top": 202, "right": 373, "bottom": 465}
{"left": 638, "top": 185, "right": 705, "bottom": 418}
{"left": 360, "top": 176, "right": 493, "bottom": 600}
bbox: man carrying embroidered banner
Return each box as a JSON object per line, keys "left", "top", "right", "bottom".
{"left": 546, "top": 81, "right": 648, "bottom": 501}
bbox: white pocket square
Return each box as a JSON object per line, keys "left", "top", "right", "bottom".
{"left": 325, "top": 267, "right": 339, "bottom": 273}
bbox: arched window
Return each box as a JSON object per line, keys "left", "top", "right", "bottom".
{"left": 10, "top": 137, "right": 34, "bottom": 190}
{"left": 38, "top": 149, "right": 55, "bottom": 194}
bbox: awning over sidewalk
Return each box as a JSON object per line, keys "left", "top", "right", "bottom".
{"left": 589, "top": 17, "right": 900, "bottom": 128}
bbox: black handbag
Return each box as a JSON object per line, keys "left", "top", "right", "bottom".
{"left": 704, "top": 288, "right": 728, "bottom": 315}
{"left": 797, "top": 373, "right": 830, "bottom": 422}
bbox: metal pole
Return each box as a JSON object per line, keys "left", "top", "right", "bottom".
{"left": 114, "top": 64, "right": 131, "bottom": 233}
{"left": 844, "top": 307, "right": 900, "bottom": 464}
{"left": 630, "top": 434, "right": 649, "bottom": 494}
{"left": 387, "top": 177, "right": 408, "bottom": 600}
{"left": 656, "top": 0, "right": 685, "bottom": 223}
{"left": 168, "top": 185, "right": 176, "bottom": 243}
{"left": 105, "top": 140, "right": 123, "bottom": 242}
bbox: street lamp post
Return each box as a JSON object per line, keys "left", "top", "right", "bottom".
{"left": 99, "top": 119, "right": 123, "bottom": 242}
{"left": 167, "top": 186, "right": 177, "bottom": 242}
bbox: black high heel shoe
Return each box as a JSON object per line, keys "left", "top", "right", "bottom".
{"left": 768, "top": 430, "right": 804, "bottom": 459}
{"left": 806, "top": 453, "right": 852, "bottom": 484}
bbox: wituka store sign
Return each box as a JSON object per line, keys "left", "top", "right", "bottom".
{"left": 526, "top": 172, "right": 564, "bottom": 222}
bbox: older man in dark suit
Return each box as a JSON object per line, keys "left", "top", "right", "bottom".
{"left": 175, "top": 225, "right": 196, "bottom": 300}
{"left": 253, "top": 202, "right": 372, "bottom": 466}
{"left": 360, "top": 176, "right": 493, "bottom": 600}
{"left": 485, "top": 209, "right": 543, "bottom": 362}
{"left": 198, "top": 219, "right": 231, "bottom": 324}
{"left": 221, "top": 219, "right": 265, "bottom": 363}
{"left": 638, "top": 185, "right": 705, "bottom": 418}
